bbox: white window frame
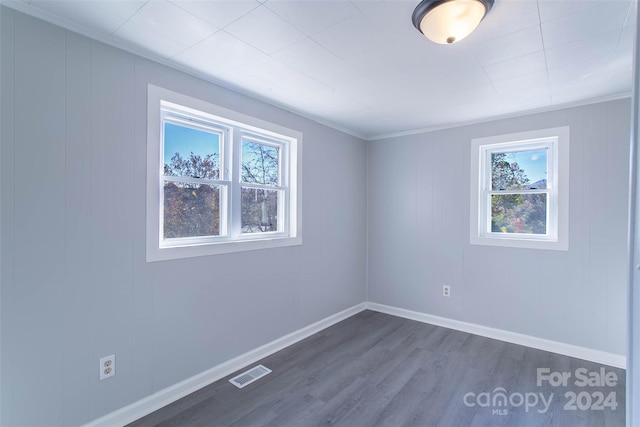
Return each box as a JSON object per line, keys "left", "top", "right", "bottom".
{"left": 147, "top": 85, "right": 302, "bottom": 262}
{"left": 235, "top": 133, "right": 289, "bottom": 239}
{"left": 470, "top": 127, "right": 569, "bottom": 251}
{"left": 160, "top": 107, "right": 230, "bottom": 247}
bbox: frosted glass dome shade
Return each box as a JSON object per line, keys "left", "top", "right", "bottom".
{"left": 414, "top": 0, "right": 492, "bottom": 44}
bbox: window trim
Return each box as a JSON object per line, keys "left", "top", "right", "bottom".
{"left": 147, "top": 85, "right": 302, "bottom": 262}
{"left": 470, "top": 127, "right": 569, "bottom": 251}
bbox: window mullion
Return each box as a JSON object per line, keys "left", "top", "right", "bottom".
{"left": 230, "top": 130, "right": 242, "bottom": 239}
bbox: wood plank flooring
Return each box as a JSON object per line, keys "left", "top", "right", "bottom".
{"left": 127, "top": 310, "right": 626, "bottom": 427}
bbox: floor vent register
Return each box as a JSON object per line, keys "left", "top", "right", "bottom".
{"left": 229, "top": 364, "right": 272, "bottom": 388}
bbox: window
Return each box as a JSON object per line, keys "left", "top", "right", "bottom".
{"left": 470, "top": 127, "right": 569, "bottom": 250}
{"left": 147, "top": 85, "right": 302, "bottom": 261}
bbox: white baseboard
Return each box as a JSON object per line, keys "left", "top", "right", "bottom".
{"left": 83, "top": 303, "right": 367, "bottom": 427}
{"left": 366, "top": 302, "right": 626, "bottom": 369}
{"left": 84, "top": 301, "right": 625, "bottom": 426}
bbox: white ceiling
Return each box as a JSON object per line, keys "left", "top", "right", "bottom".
{"left": 3, "top": 0, "right": 636, "bottom": 139}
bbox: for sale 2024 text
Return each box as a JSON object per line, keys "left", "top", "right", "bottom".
{"left": 537, "top": 367, "right": 618, "bottom": 411}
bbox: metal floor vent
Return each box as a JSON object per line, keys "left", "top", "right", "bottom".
{"left": 229, "top": 365, "right": 272, "bottom": 389}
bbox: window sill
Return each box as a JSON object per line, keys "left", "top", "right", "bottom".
{"left": 470, "top": 234, "right": 568, "bottom": 251}
{"left": 146, "top": 235, "right": 302, "bottom": 262}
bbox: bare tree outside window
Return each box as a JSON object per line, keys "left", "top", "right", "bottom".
{"left": 241, "top": 141, "right": 280, "bottom": 233}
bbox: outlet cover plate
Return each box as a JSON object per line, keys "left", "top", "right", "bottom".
{"left": 100, "top": 354, "right": 116, "bottom": 380}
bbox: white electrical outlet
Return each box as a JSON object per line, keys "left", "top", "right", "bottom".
{"left": 99, "top": 354, "right": 116, "bottom": 380}
{"left": 443, "top": 285, "right": 451, "bottom": 297}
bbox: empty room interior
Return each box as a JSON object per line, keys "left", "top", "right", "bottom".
{"left": 1, "top": 0, "right": 640, "bottom": 426}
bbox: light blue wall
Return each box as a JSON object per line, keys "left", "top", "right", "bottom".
{"left": 0, "top": 8, "right": 367, "bottom": 426}
{"left": 367, "top": 98, "right": 631, "bottom": 357}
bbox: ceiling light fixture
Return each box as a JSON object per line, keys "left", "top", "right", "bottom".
{"left": 412, "top": 0, "right": 494, "bottom": 45}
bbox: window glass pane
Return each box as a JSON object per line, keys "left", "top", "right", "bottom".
{"left": 164, "top": 182, "right": 220, "bottom": 238}
{"left": 491, "top": 193, "right": 547, "bottom": 234}
{"left": 164, "top": 122, "right": 220, "bottom": 179}
{"left": 241, "top": 188, "right": 278, "bottom": 233}
{"left": 492, "top": 149, "right": 547, "bottom": 190}
{"left": 241, "top": 140, "right": 279, "bottom": 185}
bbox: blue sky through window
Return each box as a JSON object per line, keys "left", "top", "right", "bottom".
{"left": 504, "top": 149, "right": 547, "bottom": 184}
{"left": 241, "top": 140, "right": 279, "bottom": 185}
{"left": 164, "top": 122, "right": 220, "bottom": 166}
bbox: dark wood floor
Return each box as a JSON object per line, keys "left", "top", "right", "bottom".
{"left": 127, "top": 310, "right": 626, "bottom": 427}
